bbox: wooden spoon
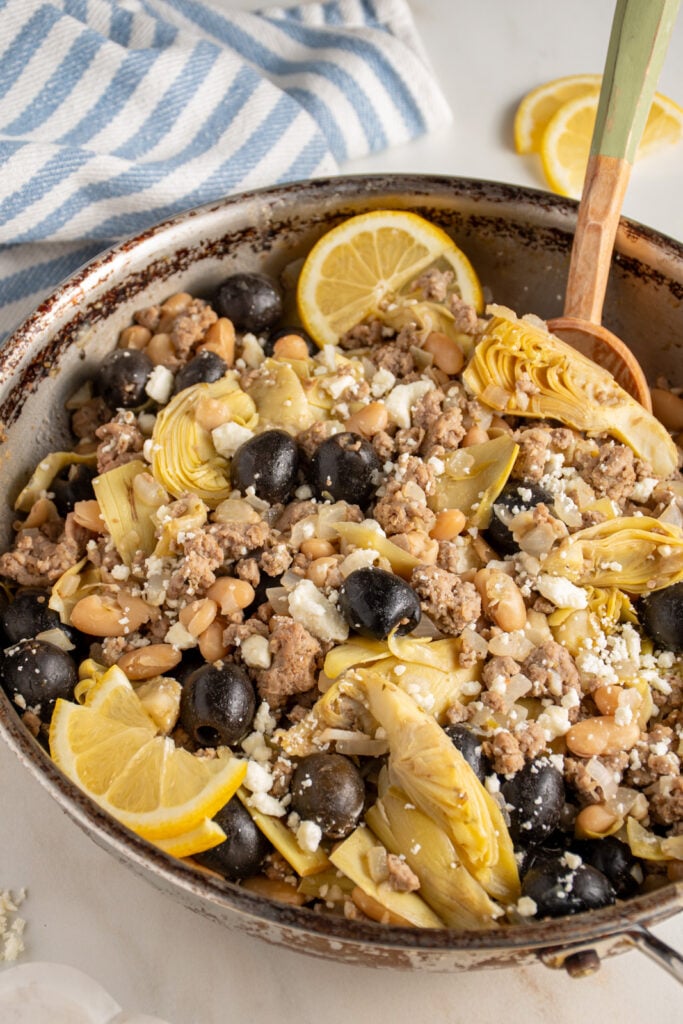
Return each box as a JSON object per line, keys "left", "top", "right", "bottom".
{"left": 547, "top": 0, "right": 680, "bottom": 412}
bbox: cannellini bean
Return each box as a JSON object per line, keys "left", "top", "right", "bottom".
{"left": 344, "top": 402, "right": 389, "bottom": 437}
{"left": 474, "top": 568, "right": 527, "bottom": 631}
{"left": 198, "top": 618, "right": 229, "bottom": 662}
{"left": 429, "top": 508, "right": 467, "bottom": 541}
{"left": 70, "top": 593, "right": 152, "bottom": 637}
{"left": 144, "top": 332, "right": 178, "bottom": 368}
{"left": 119, "top": 325, "right": 151, "bottom": 350}
{"left": 194, "top": 396, "right": 236, "bottom": 432}
{"left": 593, "top": 684, "right": 641, "bottom": 717}
{"left": 117, "top": 643, "right": 182, "bottom": 680}
{"left": 565, "top": 715, "right": 640, "bottom": 757}
{"left": 422, "top": 331, "right": 465, "bottom": 375}
{"left": 273, "top": 334, "right": 310, "bottom": 360}
{"left": 161, "top": 291, "right": 193, "bottom": 316}
{"left": 197, "top": 317, "right": 235, "bottom": 366}
{"left": 651, "top": 387, "right": 683, "bottom": 431}
{"left": 206, "top": 576, "right": 255, "bottom": 613}
{"left": 306, "top": 556, "right": 339, "bottom": 588}
{"left": 179, "top": 598, "right": 218, "bottom": 637}
{"left": 575, "top": 803, "right": 620, "bottom": 838}
{"left": 300, "top": 538, "right": 336, "bottom": 559}
{"left": 461, "top": 426, "right": 489, "bottom": 447}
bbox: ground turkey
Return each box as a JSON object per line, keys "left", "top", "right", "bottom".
{"left": 95, "top": 412, "right": 145, "bottom": 474}
{"left": 522, "top": 640, "right": 581, "bottom": 718}
{"left": 410, "top": 564, "right": 481, "bottom": 635}
{"left": 0, "top": 513, "right": 90, "bottom": 587}
{"left": 253, "top": 615, "right": 322, "bottom": 710}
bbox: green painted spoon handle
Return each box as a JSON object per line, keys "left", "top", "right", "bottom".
{"left": 564, "top": 0, "right": 680, "bottom": 323}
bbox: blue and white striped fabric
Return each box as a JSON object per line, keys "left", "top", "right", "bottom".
{"left": 0, "top": 0, "right": 452, "bottom": 342}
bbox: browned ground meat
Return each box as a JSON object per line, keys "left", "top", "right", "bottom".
{"left": 410, "top": 564, "right": 481, "bottom": 634}
{"left": 411, "top": 387, "right": 445, "bottom": 431}
{"left": 95, "top": 412, "right": 145, "bottom": 473}
{"left": 649, "top": 777, "right": 683, "bottom": 825}
{"left": 166, "top": 532, "right": 224, "bottom": 599}
{"left": 339, "top": 318, "right": 385, "bottom": 350}
{"left": 448, "top": 295, "right": 481, "bottom": 333}
{"left": 589, "top": 441, "right": 637, "bottom": 504}
{"left": 422, "top": 407, "right": 465, "bottom": 453}
{"left": 481, "top": 656, "right": 521, "bottom": 689}
{"left": 207, "top": 520, "right": 272, "bottom": 562}
{"left": 483, "top": 730, "right": 524, "bottom": 775}
{"left": 295, "top": 420, "right": 339, "bottom": 460}
{"left": 170, "top": 299, "right": 217, "bottom": 360}
{"left": 0, "top": 513, "right": 90, "bottom": 586}
{"left": 386, "top": 854, "right": 420, "bottom": 892}
{"left": 371, "top": 343, "right": 415, "bottom": 378}
{"left": 374, "top": 477, "right": 435, "bottom": 536}
{"left": 71, "top": 397, "right": 110, "bottom": 440}
{"left": 522, "top": 640, "right": 581, "bottom": 717}
{"left": 253, "top": 616, "right": 322, "bottom": 709}
{"left": 511, "top": 427, "right": 552, "bottom": 482}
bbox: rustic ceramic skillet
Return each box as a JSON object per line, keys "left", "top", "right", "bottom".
{"left": 0, "top": 175, "right": 682, "bottom": 981}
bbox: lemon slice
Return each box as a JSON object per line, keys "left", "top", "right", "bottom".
{"left": 296, "top": 209, "right": 483, "bottom": 347}
{"left": 540, "top": 91, "right": 683, "bottom": 198}
{"left": 50, "top": 669, "right": 246, "bottom": 845}
{"left": 514, "top": 74, "right": 601, "bottom": 154}
{"left": 153, "top": 818, "right": 227, "bottom": 859}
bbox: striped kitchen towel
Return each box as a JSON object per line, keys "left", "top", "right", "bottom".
{"left": 0, "top": 0, "right": 452, "bottom": 342}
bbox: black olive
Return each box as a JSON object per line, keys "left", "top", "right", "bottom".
{"left": 215, "top": 273, "right": 283, "bottom": 333}
{"left": 572, "top": 836, "right": 641, "bottom": 898}
{"left": 195, "top": 797, "right": 272, "bottom": 880}
{"left": 231, "top": 429, "right": 299, "bottom": 505}
{"left": 443, "top": 724, "right": 491, "bottom": 783}
{"left": 291, "top": 752, "right": 365, "bottom": 839}
{"left": 1, "top": 589, "right": 64, "bottom": 644}
{"left": 521, "top": 856, "right": 615, "bottom": 918}
{"left": 501, "top": 757, "right": 565, "bottom": 846}
{"left": 483, "top": 482, "right": 553, "bottom": 556}
{"left": 180, "top": 663, "right": 256, "bottom": 748}
{"left": 1, "top": 638, "right": 78, "bottom": 723}
{"left": 173, "top": 351, "right": 227, "bottom": 394}
{"left": 264, "top": 326, "right": 317, "bottom": 357}
{"left": 243, "top": 571, "right": 282, "bottom": 618}
{"left": 51, "top": 463, "right": 96, "bottom": 516}
{"left": 309, "top": 432, "right": 381, "bottom": 508}
{"left": 640, "top": 582, "right": 683, "bottom": 653}
{"left": 94, "top": 348, "right": 153, "bottom": 409}
{"left": 338, "top": 566, "right": 421, "bottom": 641}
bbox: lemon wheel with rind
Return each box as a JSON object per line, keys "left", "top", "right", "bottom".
{"left": 296, "top": 209, "right": 484, "bottom": 348}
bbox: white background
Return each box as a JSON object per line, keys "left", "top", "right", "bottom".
{"left": 2, "top": 1, "right": 683, "bottom": 1021}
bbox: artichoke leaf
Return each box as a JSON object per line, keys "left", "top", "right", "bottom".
{"left": 328, "top": 825, "right": 445, "bottom": 928}
{"left": 625, "top": 817, "right": 683, "bottom": 862}
{"left": 541, "top": 516, "right": 683, "bottom": 593}
{"left": 151, "top": 376, "right": 256, "bottom": 507}
{"left": 48, "top": 558, "right": 102, "bottom": 623}
{"left": 462, "top": 306, "right": 678, "bottom": 479}
{"left": 380, "top": 299, "right": 478, "bottom": 355}
{"left": 275, "top": 674, "right": 374, "bottom": 757}
{"left": 357, "top": 672, "right": 519, "bottom": 900}
{"left": 15, "top": 451, "right": 97, "bottom": 513}
{"left": 333, "top": 521, "right": 420, "bottom": 579}
{"left": 324, "top": 638, "right": 392, "bottom": 679}
{"left": 366, "top": 786, "right": 501, "bottom": 929}
{"left": 153, "top": 493, "right": 208, "bottom": 558}
{"left": 236, "top": 789, "right": 330, "bottom": 877}
{"left": 93, "top": 460, "right": 164, "bottom": 565}
{"left": 428, "top": 434, "right": 519, "bottom": 527}
{"left": 245, "top": 358, "right": 317, "bottom": 432}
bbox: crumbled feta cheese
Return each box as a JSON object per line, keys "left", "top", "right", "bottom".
{"left": 164, "top": 621, "right": 198, "bottom": 650}
{"left": 0, "top": 889, "right": 27, "bottom": 962}
{"left": 253, "top": 701, "right": 276, "bottom": 736}
{"left": 383, "top": 380, "right": 434, "bottom": 429}
{"left": 110, "top": 564, "right": 130, "bottom": 581}
{"left": 243, "top": 760, "right": 273, "bottom": 794}
{"left": 240, "top": 634, "right": 272, "bottom": 669}
{"left": 144, "top": 364, "right": 175, "bottom": 404}
{"left": 536, "top": 574, "right": 588, "bottom": 609}
{"left": 287, "top": 579, "right": 349, "bottom": 642}
{"left": 212, "top": 421, "right": 254, "bottom": 457}
{"left": 296, "top": 819, "right": 323, "bottom": 853}
{"left": 370, "top": 367, "right": 395, "bottom": 397}
{"left": 339, "top": 547, "right": 380, "bottom": 578}
{"left": 241, "top": 332, "right": 266, "bottom": 367}
{"left": 536, "top": 704, "right": 571, "bottom": 740}
{"left": 614, "top": 704, "right": 633, "bottom": 726}
{"left": 247, "top": 791, "right": 286, "bottom": 817}
{"left": 241, "top": 731, "right": 271, "bottom": 764}
{"left": 514, "top": 896, "right": 537, "bottom": 918}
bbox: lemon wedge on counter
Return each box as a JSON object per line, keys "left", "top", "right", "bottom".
{"left": 49, "top": 666, "right": 245, "bottom": 848}
{"left": 296, "top": 209, "right": 483, "bottom": 347}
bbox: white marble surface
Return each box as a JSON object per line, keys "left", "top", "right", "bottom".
{"left": 2, "top": 1, "right": 683, "bottom": 1021}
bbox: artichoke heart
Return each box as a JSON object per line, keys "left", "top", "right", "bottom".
{"left": 333, "top": 521, "right": 420, "bottom": 579}
{"left": 49, "top": 558, "right": 102, "bottom": 623}
{"left": 15, "top": 450, "right": 97, "bottom": 513}
{"left": 356, "top": 672, "right": 519, "bottom": 901}
{"left": 93, "top": 459, "right": 166, "bottom": 565}
{"left": 244, "top": 358, "right": 317, "bottom": 432}
{"left": 381, "top": 299, "right": 478, "bottom": 355}
{"left": 153, "top": 492, "right": 208, "bottom": 558}
{"left": 236, "top": 789, "right": 330, "bottom": 877}
{"left": 462, "top": 305, "right": 678, "bottom": 479}
{"left": 541, "top": 516, "right": 683, "bottom": 593}
{"left": 151, "top": 376, "right": 257, "bottom": 507}
{"left": 366, "top": 786, "right": 501, "bottom": 929}
{"left": 429, "top": 433, "right": 519, "bottom": 526}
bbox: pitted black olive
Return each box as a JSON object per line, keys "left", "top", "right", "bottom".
{"left": 291, "top": 752, "right": 365, "bottom": 839}
{"left": 215, "top": 273, "right": 283, "bottom": 333}
{"left": 51, "top": 463, "right": 96, "bottom": 516}
{"left": 443, "top": 724, "right": 491, "bottom": 783}
{"left": 94, "top": 348, "right": 153, "bottom": 409}
{"left": 572, "top": 836, "right": 641, "bottom": 898}
{"left": 231, "top": 429, "right": 300, "bottom": 504}
{"left": 309, "top": 431, "right": 381, "bottom": 508}
{"left": 521, "top": 856, "right": 615, "bottom": 918}
{"left": 338, "top": 566, "right": 421, "bottom": 641}
{"left": 483, "top": 482, "right": 553, "bottom": 556}
{"left": 1, "top": 639, "right": 78, "bottom": 722}
{"left": 501, "top": 757, "right": 565, "bottom": 846}
{"left": 640, "top": 581, "right": 683, "bottom": 653}
{"left": 195, "top": 797, "right": 272, "bottom": 880}
{"left": 265, "top": 326, "right": 317, "bottom": 357}
{"left": 1, "top": 589, "right": 64, "bottom": 644}
{"left": 173, "top": 350, "right": 227, "bottom": 393}
{"left": 180, "top": 663, "right": 256, "bottom": 748}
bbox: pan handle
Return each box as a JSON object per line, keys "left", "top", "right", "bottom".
{"left": 624, "top": 924, "right": 683, "bottom": 986}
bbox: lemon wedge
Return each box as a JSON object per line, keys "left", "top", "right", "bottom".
{"left": 514, "top": 74, "right": 601, "bottom": 154}
{"left": 49, "top": 666, "right": 246, "bottom": 845}
{"left": 296, "top": 209, "right": 483, "bottom": 347}
{"left": 539, "top": 90, "right": 683, "bottom": 198}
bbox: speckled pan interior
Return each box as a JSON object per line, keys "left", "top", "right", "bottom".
{"left": 0, "top": 175, "right": 681, "bottom": 971}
